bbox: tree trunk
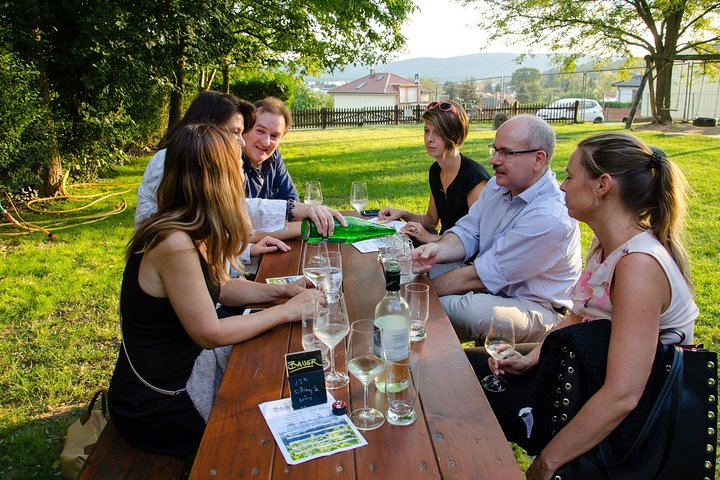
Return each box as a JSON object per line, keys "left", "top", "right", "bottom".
{"left": 167, "top": 57, "right": 185, "bottom": 131}
{"left": 654, "top": 57, "right": 676, "bottom": 124}
{"left": 34, "top": 39, "right": 63, "bottom": 196}
{"left": 222, "top": 59, "right": 230, "bottom": 94}
{"left": 653, "top": 6, "right": 683, "bottom": 124}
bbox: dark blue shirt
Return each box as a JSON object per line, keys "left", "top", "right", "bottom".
{"left": 242, "top": 149, "right": 299, "bottom": 201}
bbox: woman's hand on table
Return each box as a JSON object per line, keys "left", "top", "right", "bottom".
{"left": 294, "top": 203, "right": 346, "bottom": 236}
{"left": 378, "top": 207, "right": 404, "bottom": 222}
{"left": 281, "top": 288, "right": 325, "bottom": 321}
{"left": 279, "top": 277, "right": 314, "bottom": 297}
{"left": 401, "top": 221, "right": 434, "bottom": 244}
{"left": 249, "top": 236, "right": 289, "bottom": 257}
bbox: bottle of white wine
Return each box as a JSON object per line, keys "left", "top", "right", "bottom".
{"left": 374, "top": 260, "right": 411, "bottom": 393}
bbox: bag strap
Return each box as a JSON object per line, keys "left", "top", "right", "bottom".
{"left": 80, "top": 389, "right": 108, "bottom": 425}
{"left": 119, "top": 302, "right": 186, "bottom": 396}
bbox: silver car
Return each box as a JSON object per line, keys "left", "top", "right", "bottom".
{"left": 536, "top": 98, "right": 605, "bottom": 123}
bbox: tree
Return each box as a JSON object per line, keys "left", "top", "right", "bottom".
{"left": 465, "top": 0, "right": 720, "bottom": 123}
{"left": 509, "top": 67, "right": 544, "bottom": 103}
{"left": 0, "top": 0, "right": 414, "bottom": 195}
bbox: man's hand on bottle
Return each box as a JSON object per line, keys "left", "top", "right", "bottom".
{"left": 294, "top": 203, "right": 346, "bottom": 237}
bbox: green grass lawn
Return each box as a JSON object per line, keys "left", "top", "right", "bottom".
{"left": 1, "top": 122, "right": 718, "bottom": 478}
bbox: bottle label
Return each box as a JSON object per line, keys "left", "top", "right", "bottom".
{"left": 374, "top": 315, "right": 410, "bottom": 361}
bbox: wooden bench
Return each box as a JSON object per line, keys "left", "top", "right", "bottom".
{"left": 78, "top": 419, "right": 186, "bottom": 480}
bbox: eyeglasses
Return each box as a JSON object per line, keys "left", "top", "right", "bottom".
{"left": 426, "top": 102, "right": 457, "bottom": 114}
{"left": 488, "top": 143, "right": 543, "bottom": 158}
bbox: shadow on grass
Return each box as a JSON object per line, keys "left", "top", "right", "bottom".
{"left": 0, "top": 408, "right": 82, "bottom": 479}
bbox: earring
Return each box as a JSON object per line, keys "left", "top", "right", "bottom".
{"left": 593, "top": 194, "right": 599, "bottom": 208}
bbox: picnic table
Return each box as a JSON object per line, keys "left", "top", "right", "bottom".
{"left": 189, "top": 237, "right": 523, "bottom": 479}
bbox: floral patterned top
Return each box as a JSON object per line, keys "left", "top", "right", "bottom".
{"left": 570, "top": 230, "right": 698, "bottom": 344}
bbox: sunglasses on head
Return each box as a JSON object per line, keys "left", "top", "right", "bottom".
{"left": 426, "top": 102, "right": 457, "bottom": 114}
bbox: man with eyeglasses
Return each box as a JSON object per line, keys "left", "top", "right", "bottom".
{"left": 412, "top": 114, "right": 582, "bottom": 343}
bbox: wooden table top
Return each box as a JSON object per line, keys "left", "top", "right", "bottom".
{"left": 190, "top": 240, "right": 523, "bottom": 479}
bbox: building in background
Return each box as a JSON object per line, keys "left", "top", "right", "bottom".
{"left": 329, "top": 71, "right": 433, "bottom": 108}
{"left": 611, "top": 75, "right": 642, "bottom": 102}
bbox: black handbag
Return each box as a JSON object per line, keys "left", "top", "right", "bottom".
{"left": 525, "top": 320, "right": 718, "bottom": 479}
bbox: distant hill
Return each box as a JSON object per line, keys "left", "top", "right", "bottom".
{"left": 307, "top": 52, "right": 558, "bottom": 83}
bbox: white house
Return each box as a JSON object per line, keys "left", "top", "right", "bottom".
{"left": 640, "top": 61, "right": 720, "bottom": 120}
{"left": 611, "top": 75, "right": 642, "bottom": 103}
{"left": 329, "top": 72, "right": 434, "bottom": 109}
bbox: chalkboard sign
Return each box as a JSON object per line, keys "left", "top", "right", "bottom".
{"left": 285, "top": 350, "right": 327, "bottom": 410}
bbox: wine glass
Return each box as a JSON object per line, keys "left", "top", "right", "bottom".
{"left": 301, "top": 301, "right": 330, "bottom": 369}
{"left": 322, "top": 251, "right": 343, "bottom": 293}
{"left": 386, "top": 353, "right": 419, "bottom": 426}
{"left": 403, "top": 282, "right": 429, "bottom": 341}
{"left": 481, "top": 313, "right": 516, "bottom": 393}
{"left": 346, "top": 319, "right": 386, "bottom": 430}
{"left": 313, "top": 292, "right": 350, "bottom": 390}
{"left": 304, "top": 181, "right": 323, "bottom": 205}
{"left": 302, "top": 241, "right": 329, "bottom": 290}
{"left": 350, "top": 181, "right": 368, "bottom": 214}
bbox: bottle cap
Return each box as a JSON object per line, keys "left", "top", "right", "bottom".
{"left": 331, "top": 400, "right": 347, "bottom": 415}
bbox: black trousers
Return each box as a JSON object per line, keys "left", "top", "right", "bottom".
{"left": 465, "top": 344, "right": 539, "bottom": 450}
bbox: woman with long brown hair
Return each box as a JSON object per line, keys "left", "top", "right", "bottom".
{"left": 110, "top": 124, "right": 320, "bottom": 458}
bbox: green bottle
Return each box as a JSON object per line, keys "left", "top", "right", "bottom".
{"left": 301, "top": 216, "right": 397, "bottom": 243}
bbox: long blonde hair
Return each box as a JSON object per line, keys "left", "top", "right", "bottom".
{"left": 576, "top": 132, "right": 693, "bottom": 293}
{"left": 128, "top": 124, "right": 251, "bottom": 284}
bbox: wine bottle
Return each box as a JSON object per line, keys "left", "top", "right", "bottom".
{"left": 374, "top": 260, "right": 411, "bottom": 393}
{"left": 301, "top": 216, "right": 397, "bottom": 243}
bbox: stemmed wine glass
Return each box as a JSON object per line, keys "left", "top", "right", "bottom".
{"left": 346, "top": 319, "right": 386, "bottom": 430}
{"left": 350, "top": 181, "right": 368, "bottom": 214}
{"left": 322, "top": 251, "right": 343, "bottom": 293}
{"left": 302, "top": 241, "right": 329, "bottom": 290}
{"left": 313, "top": 292, "right": 350, "bottom": 389}
{"left": 304, "top": 181, "right": 323, "bottom": 205}
{"left": 481, "top": 313, "right": 516, "bottom": 393}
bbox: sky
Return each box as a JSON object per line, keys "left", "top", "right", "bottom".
{"left": 397, "top": 0, "right": 528, "bottom": 60}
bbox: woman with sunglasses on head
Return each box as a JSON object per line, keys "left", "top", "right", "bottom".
{"left": 110, "top": 124, "right": 322, "bottom": 458}
{"left": 469, "top": 132, "right": 698, "bottom": 479}
{"left": 379, "top": 100, "right": 490, "bottom": 244}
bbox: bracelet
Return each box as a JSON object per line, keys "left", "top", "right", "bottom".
{"left": 286, "top": 199, "right": 296, "bottom": 222}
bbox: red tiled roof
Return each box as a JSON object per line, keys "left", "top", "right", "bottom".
{"left": 329, "top": 73, "right": 433, "bottom": 94}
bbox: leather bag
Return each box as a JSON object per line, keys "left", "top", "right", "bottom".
{"left": 60, "top": 390, "right": 108, "bottom": 479}
{"left": 526, "top": 320, "right": 718, "bottom": 479}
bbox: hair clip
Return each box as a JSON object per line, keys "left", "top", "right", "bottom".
{"left": 648, "top": 151, "right": 663, "bottom": 170}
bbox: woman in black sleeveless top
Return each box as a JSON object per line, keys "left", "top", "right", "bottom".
{"left": 379, "top": 101, "right": 490, "bottom": 244}
{"left": 109, "top": 124, "right": 321, "bottom": 458}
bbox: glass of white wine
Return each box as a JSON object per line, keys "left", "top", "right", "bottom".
{"left": 481, "top": 313, "right": 516, "bottom": 393}
{"left": 313, "top": 292, "right": 350, "bottom": 390}
{"left": 304, "top": 181, "right": 323, "bottom": 205}
{"left": 302, "top": 241, "right": 329, "bottom": 290}
{"left": 350, "top": 181, "right": 368, "bottom": 214}
{"left": 301, "top": 302, "right": 329, "bottom": 369}
{"left": 346, "top": 319, "right": 386, "bottom": 430}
